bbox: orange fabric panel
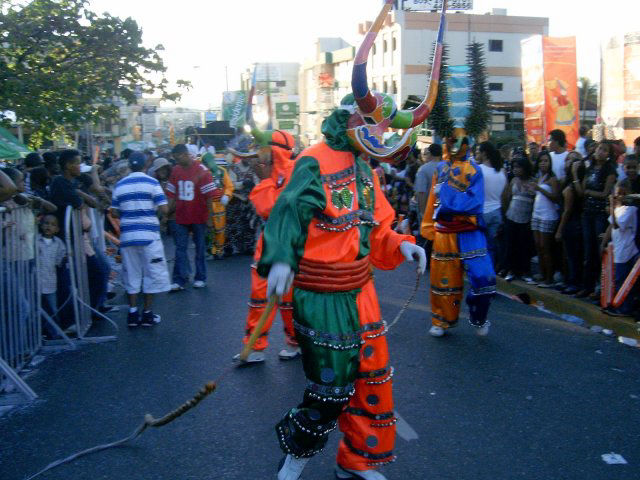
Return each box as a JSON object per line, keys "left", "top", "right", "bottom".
{"left": 420, "top": 172, "right": 437, "bottom": 241}
{"left": 430, "top": 232, "right": 464, "bottom": 328}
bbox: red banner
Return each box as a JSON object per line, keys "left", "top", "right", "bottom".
{"left": 542, "top": 37, "right": 580, "bottom": 148}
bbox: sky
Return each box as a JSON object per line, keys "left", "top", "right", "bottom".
{"left": 89, "top": 0, "right": 640, "bottom": 109}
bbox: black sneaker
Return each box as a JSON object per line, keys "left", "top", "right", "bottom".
{"left": 127, "top": 310, "right": 141, "bottom": 328}
{"left": 141, "top": 311, "right": 161, "bottom": 327}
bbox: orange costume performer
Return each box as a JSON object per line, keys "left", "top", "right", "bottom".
{"left": 201, "top": 153, "right": 234, "bottom": 258}
{"left": 240, "top": 130, "right": 300, "bottom": 359}
{"left": 261, "top": 3, "right": 445, "bottom": 479}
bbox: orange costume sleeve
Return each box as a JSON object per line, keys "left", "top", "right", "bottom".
{"left": 249, "top": 178, "right": 278, "bottom": 220}
{"left": 369, "top": 171, "right": 415, "bottom": 270}
{"left": 420, "top": 172, "right": 437, "bottom": 241}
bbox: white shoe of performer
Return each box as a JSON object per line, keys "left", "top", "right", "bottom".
{"left": 335, "top": 465, "right": 387, "bottom": 480}
{"left": 429, "top": 325, "right": 445, "bottom": 337}
{"left": 476, "top": 323, "right": 490, "bottom": 337}
{"left": 232, "top": 350, "right": 265, "bottom": 363}
{"left": 277, "top": 454, "right": 310, "bottom": 480}
{"left": 278, "top": 345, "right": 302, "bottom": 360}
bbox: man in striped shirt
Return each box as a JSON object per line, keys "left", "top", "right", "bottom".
{"left": 111, "top": 152, "right": 170, "bottom": 327}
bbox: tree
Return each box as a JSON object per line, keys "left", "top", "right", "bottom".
{"left": 0, "top": 0, "right": 189, "bottom": 147}
{"left": 464, "top": 42, "right": 490, "bottom": 140}
{"left": 427, "top": 43, "right": 454, "bottom": 140}
{"left": 578, "top": 76, "right": 598, "bottom": 124}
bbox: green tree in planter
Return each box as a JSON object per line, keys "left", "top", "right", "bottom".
{"left": 427, "top": 43, "right": 454, "bottom": 140}
{"left": 0, "top": 0, "right": 190, "bottom": 148}
{"left": 464, "top": 42, "right": 490, "bottom": 140}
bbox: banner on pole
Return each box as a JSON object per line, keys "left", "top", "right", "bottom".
{"left": 447, "top": 65, "right": 471, "bottom": 129}
{"left": 521, "top": 36, "right": 579, "bottom": 146}
{"left": 222, "top": 91, "right": 247, "bottom": 129}
{"left": 542, "top": 36, "right": 579, "bottom": 147}
{"left": 521, "top": 36, "right": 546, "bottom": 144}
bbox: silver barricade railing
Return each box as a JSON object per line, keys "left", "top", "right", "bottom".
{"left": 64, "top": 205, "right": 118, "bottom": 340}
{"left": 0, "top": 205, "right": 39, "bottom": 402}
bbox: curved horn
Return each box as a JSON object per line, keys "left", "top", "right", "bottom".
{"left": 391, "top": 0, "right": 448, "bottom": 129}
{"left": 352, "top": 0, "right": 395, "bottom": 115}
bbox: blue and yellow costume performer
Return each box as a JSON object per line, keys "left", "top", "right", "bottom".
{"left": 421, "top": 139, "right": 496, "bottom": 333}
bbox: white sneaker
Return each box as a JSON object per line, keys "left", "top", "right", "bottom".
{"left": 476, "top": 323, "right": 490, "bottom": 337}
{"left": 335, "top": 465, "right": 387, "bottom": 479}
{"left": 429, "top": 325, "right": 445, "bottom": 337}
{"left": 277, "top": 454, "right": 310, "bottom": 480}
{"left": 232, "top": 350, "right": 265, "bottom": 363}
{"left": 278, "top": 346, "right": 302, "bottom": 360}
{"left": 170, "top": 283, "right": 185, "bottom": 292}
{"left": 193, "top": 280, "right": 206, "bottom": 288}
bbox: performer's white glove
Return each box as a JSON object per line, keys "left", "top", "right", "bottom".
{"left": 400, "top": 241, "right": 427, "bottom": 275}
{"left": 220, "top": 195, "right": 229, "bottom": 206}
{"left": 267, "top": 262, "right": 294, "bottom": 297}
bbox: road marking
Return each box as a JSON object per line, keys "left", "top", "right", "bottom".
{"left": 394, "top": 410, "right": 419, "bottom": 441}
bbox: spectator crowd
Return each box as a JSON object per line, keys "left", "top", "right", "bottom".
{"left": 1, "top": 128, "right": 639, "bottom": 382}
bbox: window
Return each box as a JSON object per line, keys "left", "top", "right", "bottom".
{"left": 392, "top": 81, "right": 398, "bottom": 94}
{"left": 489, "top": 39, "right": 503, "bottom": 52}
{"left": 489, "top": 83, "right": 503, "bottom": 91}
{"left": 383, "top": 40, "right": 388, "bottom": 53}
{"left": 383, "top": 81, "right": 388, "bottom": 93}
{"left": 372, "top": 82, "right": 377, "bottom": 91}
{"left": 373, "top": 44, "right": 377, "bottom": 55}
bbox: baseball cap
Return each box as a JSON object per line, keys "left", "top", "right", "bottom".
{"left": 128, "top": 151, "right": 147, "bottom": 170}
{"left": 148, "top": 157, "right": 170, "bottom": 177}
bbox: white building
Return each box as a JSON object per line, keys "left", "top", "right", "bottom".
{"left": 298, "top": 38, "right": 356, "bottom": 145}
{"left": 358, "top": 7, "right": 549, "bottom": 135}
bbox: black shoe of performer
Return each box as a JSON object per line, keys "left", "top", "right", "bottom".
{"left": 140, "top": 310, "right": 161, "bottom": 327}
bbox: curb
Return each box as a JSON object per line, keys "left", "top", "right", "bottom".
{"left": 497, "top": 278, "right": 640, "bottom": 341}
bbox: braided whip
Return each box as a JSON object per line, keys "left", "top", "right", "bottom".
{"left": 24, "top": 297, "right": 278, "bottom": 480}
{"left": 23, "top": 274, "right": 421, "bottom": 480}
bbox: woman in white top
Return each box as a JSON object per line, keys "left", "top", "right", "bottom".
{"left": 531, "top": 151, "right": 561, "bottom": 287}
{"left": 477, "top": 142, "right": 507, "bottom": 268}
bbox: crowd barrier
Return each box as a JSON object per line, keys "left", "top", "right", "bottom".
{"left": 0, "top": 204, "right": 117, "bottom": 406}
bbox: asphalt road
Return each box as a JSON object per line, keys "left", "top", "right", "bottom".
{"left": 1, "top": 254, "right": 639, "bottom": 480}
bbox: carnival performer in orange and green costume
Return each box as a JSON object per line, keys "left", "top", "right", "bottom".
{"left": 261, "top": 3, "right": 447, "bottom": 479}
{"left": 420, "top": 138, "right": 496, "bottom": 338}
{"left": 234, "top": 129, "right": 301, "bottom": 362}
{"left": 202, "top": 153, "right": 233, "bottom": 258}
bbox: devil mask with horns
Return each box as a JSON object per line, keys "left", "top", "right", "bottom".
{"left": 343, "top": 0, "right": 448, "bottom": 163}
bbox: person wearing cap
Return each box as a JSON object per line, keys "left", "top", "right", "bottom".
{"left": 110, "top": 151, "right": 170, "bottom": 327}
{"left": 201, "top": 153, "right": 233, "bottom": 259}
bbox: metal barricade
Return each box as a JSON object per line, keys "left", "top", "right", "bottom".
{"left": 64, "top": 205, "right": 118, "bottom": 339}
{"left": 0, "top": 205, "right": 39, "bottom": 402}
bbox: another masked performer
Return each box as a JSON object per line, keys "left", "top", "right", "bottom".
{"left": 225, "top": 141, "right": 260, "bottom": 256}
{"left": 420, "top": 137, "right": 496, "bottom": 338}
{"left": 232, "top": 119, "right": 301, "bottom": 362}
{"left": 201, "top": 153, "right": 234, "bottom": 259}
{"left": 258, "top": 2, "right": 446, "bottom": 478}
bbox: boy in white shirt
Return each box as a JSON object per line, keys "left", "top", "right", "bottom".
{"left": 608, "top": 179, "right": 639, "bottom": 315}
{"left": 38, "top": 215, "right": 67, "bottom": 338}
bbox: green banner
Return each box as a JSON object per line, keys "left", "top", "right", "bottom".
{"left": 275, "top": 102, "right": 298, "bottom": 119}
{"left": 278, "top": 120, "right": 296, "bottom": 130}
{"left": 222, "top": 91, "right": 247, "bottom": 128}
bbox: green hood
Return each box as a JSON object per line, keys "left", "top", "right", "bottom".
{"left": 321, "top": 109, "right": 357, "bottom": 153}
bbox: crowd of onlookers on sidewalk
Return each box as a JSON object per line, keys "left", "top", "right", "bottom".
{"left": 1, "top": 128, "right": 639, "bottom": 358}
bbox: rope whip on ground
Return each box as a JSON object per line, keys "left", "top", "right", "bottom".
{"left": 23, "top": 296, "right": 278, "bottom": 480}
{"left": 23, "top": 271, "right": 421, "bottom": 480}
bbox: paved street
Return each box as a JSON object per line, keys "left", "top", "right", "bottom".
{"left": 1, "top": 254, "right": 639, "bottom": 480}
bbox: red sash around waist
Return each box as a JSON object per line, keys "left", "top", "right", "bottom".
{"left": 294, "top": 256, "right": 372, "bottom": 293}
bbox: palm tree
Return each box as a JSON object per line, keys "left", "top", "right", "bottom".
{"left": 578, "top": 77, "right": 598, "bottom": 123}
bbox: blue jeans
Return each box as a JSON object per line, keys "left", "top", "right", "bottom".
{"left": 483, "top": 208, "right": 503, "bottom": 268}
{"left": 173, "top": 223, "right": 207, "bottom": 286}
{"left": 87, "top": 252, "right": 110, "bottom": 310}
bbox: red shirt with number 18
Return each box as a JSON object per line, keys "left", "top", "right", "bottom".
{"left": 166, "top": 162, "right": 216, "bottom": 225}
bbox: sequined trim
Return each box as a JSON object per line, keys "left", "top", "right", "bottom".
{"left": 315, "top": 210, "right": 377, "bottom": 227}
{"left": 343, "top": 437, "right": 394, "bottom": 461}
{"left": 470, "top": 285, "right": 497, "bottom": 295}
{"left": 432, "top": 252, "right": 460, "bottom": 261}
{"left": 430, "top": 285, "right": 464, "bottom": 295}
{"left": 305, "top": 381, "right": 355, "bottom": 402}
{"left": 294, "top": 321, "right": 363, "bottom": 350}
{"left": 344, "top": 407, "right": 395, "bottom": 421}
{"left": 356, "top": 366, "right": 390, "bottom": 379}
{"left": 365, "top": 366, "right": 394, "bottom": 385}
{"left": 321, "top": 166, "right": 355, "bottom": 184}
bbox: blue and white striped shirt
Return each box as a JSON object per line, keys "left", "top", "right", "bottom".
{"left": 111, "top": 172, "right": 167, "bottom": 248}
